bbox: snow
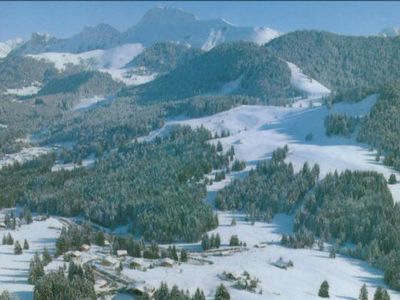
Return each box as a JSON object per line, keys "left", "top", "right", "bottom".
{"left": 26, "top": 43, "right": 160, "bottom": 86}
{"left": 202, "top": 29, "right": 224, "bottom": 51}
{"left": 287, "top": 61, "right": 331, "bottom": 97}
{"left": 27, "top": 43, "right": 144, "bottom": 71}
{"left": 142, "top": 94, "right": 400, "bottom": 202}
{"left": 0, "top": 38, "right": 23, "bottom": 58}
{"left": 0, "top": 124, "right": 7, "bottom": 129}
{"left": 51, "top": 156, "right": 95, "bottom": 172}
{"left": 0, "top": 147, "right": 50, "bottom": 170}
{"left": 5, "top": 82, "right": 42, "bottom": 97}
{"left": 72, "top": 95, "right": 107, "bottom": 111}
{"left": 122, "top": 210, "right": 400, "bottom": 300}
{"left": 251, "top": 27, "right": 281, "bottom": 45}
{"left": 0, "top": 216, "right": 63, "bottom": 299}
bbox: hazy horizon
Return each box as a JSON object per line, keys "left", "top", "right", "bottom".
{"left": 1, "top": 1, "right": 400, "bottom": 41}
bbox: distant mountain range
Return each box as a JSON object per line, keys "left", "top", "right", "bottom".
{"left": 6, "top": 6, "right": 281, "bottom": 56}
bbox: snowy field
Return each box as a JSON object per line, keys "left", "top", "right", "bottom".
{"left": 146, "top": 94, "right": 400, "bottom": 202}
{"left": 5, "top": 82, "right": 42, "bottom": 97}
{"left": 0, "top": 216, "right": 63, "bottom": 299}
{"left": 122, "top": 210, "right": 400, "bottom": 300}
{"left": 0, "top": 146, "right": 50, "bottom": 170}
{"left": 27, "top": 43, "right": 157, "bottom": 86}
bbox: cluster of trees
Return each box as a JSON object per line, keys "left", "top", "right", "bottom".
{"left": 317, "top": 281, "right": 391, "bottom": 300}
{"left": 125, "top": 42, "right": 203, "bottom": 74}
{"left": 293, "top": 170, "right": 400, "bottom": 290}
{"left": 268, "top": 31, "right": 400, "bottom": 95}
{"left": 201, "top": 233, "right": 221, "bottom": 250}
{"left": 37, "top": 71, "right": 122, "bottom": 97}
{"left": 216, "top": 146, "right": 319, "bottom": 221}
{"left": 2, "top": 126, "right": 228, "bottom": 242}
{"left": 324, "top": 113, "right": 358, "bottom": 137}
{"left": 154, "top": 283, "right": 206, "bottom": 300}
{"left": 33, "top": 262, "right": 96, "bottom": 300}
{"left": 124, "top": 42, "right": 298, "bottom": 104}
{"left": 153, "top": 283, "right": 230, "bottom": 300}
{"left": 358, "top": 84, "right": 400, "bottom": 171}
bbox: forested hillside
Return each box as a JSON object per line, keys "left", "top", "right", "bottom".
{"left": 125, "top": 42, "right": 203, "bottom": 74}
{"left": 268, "top": 31, "right": 400, "bottom": 95}
{"left": 0, "top": 126, "right": 229, "bottom": 242}
{"left": 122, "top": 42, "right": 297, "bottom": 104}
{"left": 358, "top": 83, "right": 400, "bottom": 170}
{"left": 294, "top": 170, "right": 400, "bottom": 290}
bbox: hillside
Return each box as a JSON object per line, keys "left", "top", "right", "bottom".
{"left": 267, "top": 31, "right": 400, "bottom": 95}
{"left": 123, "top": 42, "right": 298, "bottom": 104}
{"left": 124, "top": 42, "right": 203, "bottom": 74}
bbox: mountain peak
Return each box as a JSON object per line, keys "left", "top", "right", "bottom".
{"left": 139, "top": 6, "right": 197, "bottom": 24}
{"left": 379, "top": 27, "right": 400, "bottom": 37}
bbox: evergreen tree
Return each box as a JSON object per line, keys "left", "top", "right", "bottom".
{"left": 201, "top": 234, "right": 210, "bottom": 251}
{"left": 42, "top": 247, "right": 52, "bottom": 266}
{"left": 229, "top": 235, "right": 240, "bottom": 247}
{"left": 193, "top": 288, "right": 206, "bottom": 300}
{"left": 154, "top": 282, "right": 169, "bottom": 300}
{"left": 389, "top": 174, "right": 397, "bottom": 185}
{"left": 217, "top": 141, "right": 223, "bottom": 152}
{"left": 180, "top": 249, "right": 188, "bottom": 262}
{"left": 231, "top": 217, "right": 237, "bottom": 226}
{"left": 318, "top": 281, "right": 330, "bottom": 298}
{"left": 359, "top": 284, "right": 368, "bottom": 300}
{"left": 28, "top": 252, "right": 44, "bottom": 284}
{"left": 95, "top": 231, "right": 105, "bottom": 246}
{"left": 215, "top": 233, "right": 221, "bottom": 248}
{"left": 0, "top": 291, "right": 14, "bottom": 300}
{"left": 14, "top": 241, "right": 22, "bottom": 255}
{"left": 23, "top": 239, "right": 29, "bottom": 250}
{"left": 6, "top": 233, "right": 13, "bottom": 245}
{"left": 215, "top": 284, "right": 230, "bottom": 300}
{"left": 374, "top": 287, "right": 383, "bottom": 300}
{"left": 171, "top": 245, "right": 179, "bottom": 261}
{"left": 329, "top": 248, "right": 336, "bottom": 259}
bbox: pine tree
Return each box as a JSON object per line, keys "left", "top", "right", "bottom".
{"left": 318, "top": 281, "right": 330, "bottom": 298}
{"left": 193, "top": 288, "right": 206, "bottom": 300}
{"left": 229, "top": 235, "right": 240, "bottom": 247}
{"left": 359, "top": 284, "right": 368, "bottom": 300}
{"left": 42, "top": 247, "right": 52, "bottom": 266}
{"left": 201, "top": 234, "right": 210, "bottom": 251}
{"left": 329, "top": 248, "right": 336, "bottom": 259}
{"left": 23, "top": 239, "right": 29, "bottom": 250}
{"left": 231, "top": 217, "right": 237, "bottom": 226}
{"left": 215, "top": 284, "right": 230, "bottom": 300}
{"left": 95, "top": 231, "right": 105, "bottom": 246}
{"left": 180, "top": 249, "right": 188, "bottom": 262}
{"left": 6, "top": 233, "right": 13, "bottom": 245}
{"left": 14, "top": 241, "right": 22, "bottom": 255}
{"left": 28, "top": 252, "right": 44, "bottom": 284}
{"left": 155, "top": 282, "right": 169, "bottom": 300}
{"left": 374, "top": 287, "right": 383, "bottom": 300}
{"left": 389, "top": 174, "right": 397, "bottom": 184}
{"left": 217, "top": 141, "right": 223, "bottom": 152}
{"left": 215, "top": 233, "right": 221, "bottom": 248}
{"left": 171, "top": 245, "right": 178, "bottom": 261}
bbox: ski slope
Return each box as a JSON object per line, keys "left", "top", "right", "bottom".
{"left": 145, "top": 95, "right": 400, "bottom": 202}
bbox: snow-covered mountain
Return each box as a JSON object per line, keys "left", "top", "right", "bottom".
{"left": 9, "top": 6, "right": 281, "bottom": 56}
{"left": 123, "top": 6, "right": 281, "bottom": 49}
{"left": 0, "top": 38, "right": 23, "bottom": 58}
{"left": 379, "top": 27, "right": 400, "bottom": 37}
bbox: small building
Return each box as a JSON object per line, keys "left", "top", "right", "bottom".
{"left": 117, "top": 250, "right": 128, "bottom": 257}
{"left": 101, "top": 256, "right": 118, "bottom": 267}
{"left": 128, "top": 283, "right": 156, "bottom": 298}
{"left": 104, "top": 240, "right": 110, "bottom": 246}
{"left": 0, "top": 222, "right": 6, "bottom": 229}
{"left": 129, "top": 258, "right": 144, "bottom": 270}
{"left": 70, "top": 251, "right": 81, "bottom": 258}
{"left": 159, "top": 257, "right": 175, "bottom": 267}
{"left": 272, "top": 257, "right": 293, "bottom": 270}
{"left": 80, "top": 244, "right": 91, "bottom": 252}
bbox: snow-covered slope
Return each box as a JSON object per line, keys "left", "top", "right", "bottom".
{"left": 379, "top": 27, "right": 400, "bottom": 37}
{"left": 144, "top": 95, "right": 400, "bottom": 202}
{"left": 0, "top": 214, "right": 63, "bottom": 299}
{"left": 288, "top": 62, "right": 331, "bottom": 96}
{"left": 27, "top": 43, "right": 144, "bottom": 71}
{"left": 27, "top": 44, "right": 155, "bottom": 85}
{"left": 0, "top": 38, "right": 23, "bottom": 58}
